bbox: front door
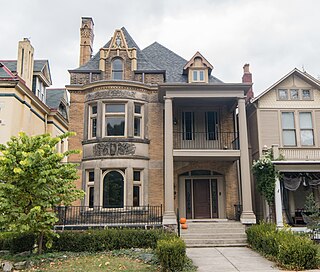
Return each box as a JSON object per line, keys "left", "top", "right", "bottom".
{"left": 193, "top": 179, "right": 211, "bottom": 218}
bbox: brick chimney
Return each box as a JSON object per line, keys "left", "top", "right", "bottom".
{"left": 17, "top": 38, "right": 34, "bottom": 90}
{"left": 242, "top": 63, "right": 253, "bottom": 102}
{"left": 79, "top": 17, "right": 94, "bottom": 66}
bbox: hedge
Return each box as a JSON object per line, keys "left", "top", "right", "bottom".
{"left": 156, "top": 237, "right": 186, "bottom": 272}
{"left": 51, "top": 228, "right": 176, "bottom": 252}
{"left": 0, "top": 232, "right": 36, "bottom": 253}
{"left": 246, "top": 222, "right": 319, "bottom": 270}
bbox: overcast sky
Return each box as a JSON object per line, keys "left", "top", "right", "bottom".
{"left": 1, "top": 0, "right": 319, "bottom": 95}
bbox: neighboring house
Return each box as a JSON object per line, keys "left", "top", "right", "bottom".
{"left": 0, "top": 38, "right": 68, "bottom": 153}
{"left": 247, "top": 68, "right": 320, "bottom": 226}
{"left": 67, "top": 17, "right": 256, "bottom": 227}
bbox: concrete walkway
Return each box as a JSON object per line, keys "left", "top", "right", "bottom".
{"left": 186, "top": 247, "right": 320, "bottom": 272}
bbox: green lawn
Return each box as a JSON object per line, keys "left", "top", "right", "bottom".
{"left": 26, "top": 252, "right": 159, "bottom": 272}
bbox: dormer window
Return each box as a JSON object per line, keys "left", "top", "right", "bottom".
{"left": 112, "top": 58, "right": 123, "bottom": 80}
{"left": 193, "top": 70, "right": 205, "bottom": 82}
{"left": 183, "top": 52, "right": 213, "bottom": 84}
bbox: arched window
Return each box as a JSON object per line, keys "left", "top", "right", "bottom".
{"left": 103, "top": 171, "right": 124, "bottom": 208}
{"left": 112, "top": 58, "right": 123, "bottom": 80}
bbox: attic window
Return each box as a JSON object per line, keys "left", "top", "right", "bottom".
{"left": 192, "top": 70, "right": 205, "bottom": 82}
{"left": 112, "top": 58, "right": 123, "bottom": 80}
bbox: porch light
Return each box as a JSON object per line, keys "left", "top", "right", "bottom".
{"left": 173, "top": 118, "right": 178, "bottom": 125}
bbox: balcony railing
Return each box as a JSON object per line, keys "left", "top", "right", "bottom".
{"left": 173, "top": 132, "right": 239, "bottom": 150}
{"left": 279, "top": 148, "right": 320, "bottom": 160}
{"left": 54, "top": 205, "right": 163, "bottom": 228}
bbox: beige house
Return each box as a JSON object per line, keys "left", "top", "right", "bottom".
{"left": 67, "top": 17, "right": 256, "bottom": 227}
{"left": 248, "top": 68, "right": 320, "bottom": 226}
{"left": 0, "top": 38, "right": 69, "bottom": 152}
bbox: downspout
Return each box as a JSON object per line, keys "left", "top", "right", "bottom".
{"left": 44, "top": 113, "right": 48, "bottom": 133}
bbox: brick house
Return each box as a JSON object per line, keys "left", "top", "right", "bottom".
{"left": 67, "top": 17, "right": 256, "bottom": 227}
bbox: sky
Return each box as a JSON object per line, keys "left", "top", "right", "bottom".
{"left": 0, "top": 0, "right": 319, "bottom": 95}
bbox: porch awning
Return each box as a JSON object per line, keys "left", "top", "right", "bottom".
{"left": 282, "top": 172, "right": 320, "bottom": 191}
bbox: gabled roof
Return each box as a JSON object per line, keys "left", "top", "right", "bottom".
{"left": 72, "top": 27, "right": 160, "bottom": 72}
{"left": 251, "top": 68, "right": 320, "bottom": 103}
{"left": 0, "top": 62, "right": 18, "bottom": 80}
{"left": 46, "top": 88, "right": 67, "bottom": 109}
{"left": 183, "top": 51, "right": 213, "bottom": 74}
{"left": 0, "top": 60, "right": 52, "bottom": 85}
{"left": 71, "top": 27, "right": 223, "bottom": 84}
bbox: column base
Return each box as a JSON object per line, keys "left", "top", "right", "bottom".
{"left": 163, "top": 211, "right": 177, "bottom": 226}
{"left": 240, "top": 211, "right": 256, "bottom": 225}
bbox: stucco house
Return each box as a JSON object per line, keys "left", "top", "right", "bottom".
{"left": 66, "top": 17, "right": 256, "bottom": 229}
{"left": 0, "top": 38, "right": 69, "bottom": 152}
{"left": 247, "top": 68, "right": 320, "bottom": 227}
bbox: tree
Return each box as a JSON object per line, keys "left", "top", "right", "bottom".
{"left": 0, "top": 132, "right": 84, "bottom": 253}
{"left": 252, "top": 149, "right": 283, "bottom": 222}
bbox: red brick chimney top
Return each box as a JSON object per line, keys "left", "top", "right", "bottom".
{"left": 242, "top": 64, "right": 253, "bottom": 101}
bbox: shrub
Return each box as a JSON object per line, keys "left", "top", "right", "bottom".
{"left": 51, "top": 228, "right": 176, "bottom": 252}
{"left": 156, "top": 237, "right": 186, "bottom": 272}
{"left": 0, "top": 232, "right": 36, "bottom": 253}
{"left": 246, "top": 222, "right": 320, "bottom": 270}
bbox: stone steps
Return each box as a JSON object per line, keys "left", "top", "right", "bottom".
{"left": 180, "top": 220, "right": 247, "bottom": 247}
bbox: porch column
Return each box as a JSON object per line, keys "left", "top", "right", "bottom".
{"left": 238, "top": 97, "right": 256, "bottom": 224}
{"left": 163, "top": 96, "right": 177, "bottom": 225}
{"left": 275, "top": 176, "right": 284, "bottom": 227}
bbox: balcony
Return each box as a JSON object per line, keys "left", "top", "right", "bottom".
{"left": 173, "top": 131, "right": 239, "bottom": 150}
{"left": 279, "top": 148, "right": 320, "bottom": 161}
{"left": 173, "top": 132, "right": 240, "bottom": 161}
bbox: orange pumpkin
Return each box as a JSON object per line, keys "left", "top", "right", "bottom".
{"left": 180, "top": 217, "right": 187, "bottom": 224}
{"left": 181, "top": 223, "right": 188, "bottom": 229}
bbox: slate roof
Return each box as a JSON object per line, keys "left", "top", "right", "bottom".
{"left": 0, "top": 62, "right": 17, "bottom": 79}
{"left": 0, "top": 60, "right": 49, "bottom": 73}
{"left": 46, "top": 88, "right": 66, "bottom": 109}
{"left": 71, "top": 27, "right": 223, "bottom": 83}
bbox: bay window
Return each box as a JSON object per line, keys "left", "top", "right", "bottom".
{"left": 89, "top": 104, "right": 97, "bottom": 138}
{"left": 105, "top": 104, "right": 126, "bottom": 136}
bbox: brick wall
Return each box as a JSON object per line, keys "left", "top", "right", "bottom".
{"left": 147, "top": 101, "right": 164, "bottom": 206}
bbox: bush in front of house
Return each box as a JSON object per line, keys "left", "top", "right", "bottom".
{"left": 156, "top": 237, "right": 186, "bottom": 272}
{"left": 246, "top": 222, "right": 319, "bottom": 270}
{"left": 0, "top": 232, "right": 36, "bottom": 253}
{"left": 51, "top": 228, "right": 177, "bottom": 252}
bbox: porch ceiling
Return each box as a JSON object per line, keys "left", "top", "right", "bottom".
{"left": 173, "top": 149, "right": 240, "bottom": 161}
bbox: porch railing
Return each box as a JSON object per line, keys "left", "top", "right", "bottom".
{"left": 54, "top": 205, "right": 163, "bottom": 228}
{"left": 173, "top": 131, "right": 239, "bottom": 150}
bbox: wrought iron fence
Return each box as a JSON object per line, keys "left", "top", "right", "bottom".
{"left": 54, "top": 205, "right": 163, "bottom": 228}
{"left": 173, "top": 131, "right": 239, "bottom": 150}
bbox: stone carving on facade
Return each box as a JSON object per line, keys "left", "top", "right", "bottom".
{"left": 93, "top": 142, "right": 136, "bottom": 156}
{"left": 86, "top": 90, "right": 137, "bottom": 101}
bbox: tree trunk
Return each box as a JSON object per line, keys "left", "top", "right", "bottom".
{"left": 38, "top": 232, "right": 44, "bottom": 254}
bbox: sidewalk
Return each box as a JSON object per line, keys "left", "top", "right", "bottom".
{"left": 186, "top": 247, "right": 320, "bottom": 272}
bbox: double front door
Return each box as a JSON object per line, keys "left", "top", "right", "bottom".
{"left": 185, "top": 178, "right": 218, "bottom": 219}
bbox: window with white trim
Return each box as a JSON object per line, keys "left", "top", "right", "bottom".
{"left": 89, "top": 104, "right": 97, "bottom": 138}
{"left": 133, "top": 170, "right": 142, "bottom": 207}
{"left": 105, "top": 104, "right": 126, "bottom": 136}
{"left": 282, "top": 112, "right": 296, "bottom": 146}
{"left": 278, "top": 89, "right": 288, "bottom": 100}
{"left": 192, "top": 70, "right": 205, "bottom": 82}
{"left": 302, "top": 89, "right": 311, "bottom": 100}
{"left": 299, "top": 112, "right": 314, "bottom": 146}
